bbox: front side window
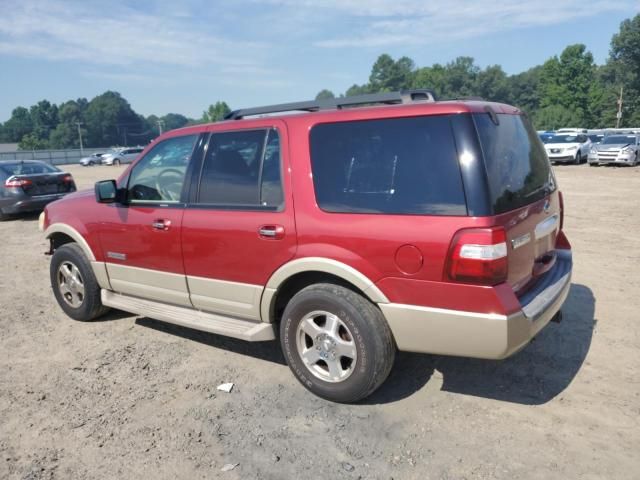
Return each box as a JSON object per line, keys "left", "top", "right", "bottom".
{"left": 127, "top": 134, "right": 197, "bottom": 203}
{"left": 309, "top": 116, "right": 467, "bottom": 215}
{"left": 196, "top": 129, "right": 283, "bottom": 209}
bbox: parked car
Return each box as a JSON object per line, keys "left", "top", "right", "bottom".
{"left": 588, "top": 134, "right": 604, "bottom": 145}
{"left": 0, "top": 160, "right": 76, "bottom": 221}
{"left": 101, "top": 147, "right": 144, "bottom": 166}
{"left": 588, "top": 134, "right": 639, "bottom": 166}
{"left": 556, "top": 128, "right": 588, "bottom": 134}
{"left": 538, "top": 131, "right": 555, "bottom": 143}
{"left": 544, "top": 133, "right": 591, "bottom": 164}
{"left": 79, "top": 152, "right": 106, "bottom": 166}
{"left": 41, "top": 90, "right": 572, "bottom": 402}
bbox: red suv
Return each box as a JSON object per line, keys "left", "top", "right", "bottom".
{"left": 41, "top": 90, "right": 572, "bottom": 402}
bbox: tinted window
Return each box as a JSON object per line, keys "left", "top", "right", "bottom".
{"left": 474, "top": 113, "right": 555, "bottom": 214}
{"left": 127, "top": 134, "right": 197, "bottom": 203}
{"left": 0, "top": 162, "right": 60, "bottom": 175}
{"left": 309, "top": 116, "right": 466, "bottom": 215}
{"left": 197, "top": 129, "right": 283, "bottom": 208}
{"left": 547, "top": 135, "right": 579, "bottom": 143}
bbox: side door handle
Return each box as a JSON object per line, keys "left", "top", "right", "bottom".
{"left": 152, "top": 219, "right": 171, "bottom": 231}
{"left": 258, "top": 225, "right": 285, "bottom": 240}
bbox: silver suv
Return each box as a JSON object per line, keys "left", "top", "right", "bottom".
{"left": 588, "top": 134, "right": 640, "bottom": 166}
{"left": 101, "top": 147, "right": 144, "bottom": 166}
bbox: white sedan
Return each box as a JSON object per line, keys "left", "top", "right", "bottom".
{"left": 544, "top": 133, "right": 591, "bottom": 164}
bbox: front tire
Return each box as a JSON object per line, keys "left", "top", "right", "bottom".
{"left": 280, "top": 283, "right": 395, "bottom": 403}
{"left": 50, "top": 243, "right": 109, "bottom": 321}
{"left": 575, "top": 152, "right": 582, "bottom": 165}
{"left": 113, "top": 159, "right": 121, "bottom": 166}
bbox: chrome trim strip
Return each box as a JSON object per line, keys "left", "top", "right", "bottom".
{"left": 534, "top": 214, "right": 559, "bottom": 240}
{"left": 511, "top": 233, "right": 531, "bottom": 250}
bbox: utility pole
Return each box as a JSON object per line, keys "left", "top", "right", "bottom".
{"left": 616, "top": 86, "right": 623, "bottom": 129}
{"left": 75, "top": 122, "right": 84, "bottom": 155}
{"left": 157, "top": 120, "right": 164, "bottom": 136}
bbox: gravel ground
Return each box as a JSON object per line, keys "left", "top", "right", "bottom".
{"left": 0, "top": 163, "right": 638, "bottom": 480}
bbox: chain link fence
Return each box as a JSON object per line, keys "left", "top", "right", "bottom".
{"left": 0, "top": 148, "right": 109, "bottom": 166}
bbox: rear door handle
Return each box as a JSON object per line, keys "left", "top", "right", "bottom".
{"left": 151, "top": 219, "right": 171, "bottom": 231}
{"left": 258, "top": 225, "right": 285, "bottom": 240}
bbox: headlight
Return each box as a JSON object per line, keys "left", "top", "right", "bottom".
{"left": 590, "top": 147, "right": 598, "bottom": 154}
{"left": 621, "top": 147, "right": 633, "bottom": 153}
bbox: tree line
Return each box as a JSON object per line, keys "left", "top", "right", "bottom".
{"left": 1, "top": 14, "right": 638, "bottom": 150}
{"left": 316, "top": 14, "right": 640, "bottom": 130}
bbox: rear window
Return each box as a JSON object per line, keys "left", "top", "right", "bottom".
{"left": 0, "top": 162, "right": 60, "bottom": 176}
{"left": 474, "top": 113, "right": 555, "bottom": 214}
{"left": 309, "top": 116, "right": 467, "bottom": 215}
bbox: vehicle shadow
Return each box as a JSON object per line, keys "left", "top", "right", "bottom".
{"left": 366, "top": 283, "right": 595, "bottom": 405}
{"left": 135, "top": 317, "right": 286, "bottom": 365}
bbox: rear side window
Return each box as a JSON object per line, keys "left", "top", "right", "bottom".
{"left": 474, "top": 114, "right": 555, "bottom": 214}
{"left": 196, "top": 129, "right": 283, "bottom": 209}
{"left": 309, "top": 116, "right": 467, "bottom": 215}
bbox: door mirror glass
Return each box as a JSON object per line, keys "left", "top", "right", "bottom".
{"left": 95, "top": 179, "right": 118, "bottom": 203}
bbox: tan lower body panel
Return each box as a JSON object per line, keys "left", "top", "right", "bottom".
{"left": 380, "top": 276, "right": 570, "bottom": 360}
{"left": 106, "top": 263, "right": 191, "bottom": 307}
{"left": 90, "top": 262, "right": 111, "bottom": 290}
{"left": 101, "top": 290, "right": 276, "bottom": 341}
{"left": 187, "top": 276, "right": 262, "bottom": 320}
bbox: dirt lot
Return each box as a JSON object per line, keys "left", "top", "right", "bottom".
{"left": 1, "top": 163, "right": 638, "bottom": 480}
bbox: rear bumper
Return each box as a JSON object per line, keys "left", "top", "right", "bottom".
{"left": 0, "top": 193, "right": 67, "bottom": 214}
{"left": 379, "top": 249, "right": 572, "bottom": 359}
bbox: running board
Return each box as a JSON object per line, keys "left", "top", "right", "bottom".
{"left": 101, "top": 290, "right": 276, "bottom": 341}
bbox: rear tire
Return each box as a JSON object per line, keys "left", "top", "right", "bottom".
{"left": 50, "top": 243, "right": 109, "bottom": 321}
{"left": 280, "top": 283, "right": 395, "bottom": 403}
{"left": 0, "top": 209, "right": 7, "bottom": 221}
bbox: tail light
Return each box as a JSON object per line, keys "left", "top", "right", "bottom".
{"left": 62, "top": 174, "right": 74, "bottom": 183}
{"left": 4, "top": 178, "right": 33, "bottom": 188}
{"left": 445, "top": 227, "right": 508, "bottom": 285}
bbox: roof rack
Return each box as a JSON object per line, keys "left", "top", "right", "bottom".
{"left": 224, "top": 89, "right": 437, "bottom": 120}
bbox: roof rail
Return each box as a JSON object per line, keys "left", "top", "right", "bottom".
{"left": 224, "top": 89, "right": 437, "bottom": 120}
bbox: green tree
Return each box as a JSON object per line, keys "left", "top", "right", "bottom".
{"left": 202, "top": 101, "right": 231, "bottom": 123}
{"left": 2, "top": 107, "right": 34, "bottom": 142}
{"left": 475, "top": 65, "right": 509, "bottom": 102}
{"left": 538, "top": 44, "right": 599, "bottom": 126}
{"left": 18, "top": 133, "right": 49, "bottom": 150}
{"left": 84, "top": 91, "right": 144, "bottom": 147}
{"left": 607, "top": 14, "right": 640, "bottom": 126}
{"left": 315, "top": 89, "right": 335, "bottom": 100}
{"left": 369, "top": 54, "right": 415, "bottom": 92}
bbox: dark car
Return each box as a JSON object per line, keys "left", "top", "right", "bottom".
{"left": 0, "top": 160, "right": 76, "bottom": 220}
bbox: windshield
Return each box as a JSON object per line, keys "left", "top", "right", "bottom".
{"left": 602, "top": 135, "right": 636, "bottom": 145}
{"left": 548, "top": 135, "right": 579, "bottom": 144}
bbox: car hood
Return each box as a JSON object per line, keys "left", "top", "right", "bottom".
{"left": 545, "top": 143, "right": 580, "bottom": 149}
{"left": 595, "top": 143, "right": 631, "bottom": 151}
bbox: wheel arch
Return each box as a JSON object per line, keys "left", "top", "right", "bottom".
{"left": 260, "top": 258, "right": 389, "bottom": 323}
{"left": 45, "top": 223, "right": 96, "bottom": 261}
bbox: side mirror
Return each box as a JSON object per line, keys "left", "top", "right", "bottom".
{"left": 95, "top": 180, "right": 120, "bottom": 203}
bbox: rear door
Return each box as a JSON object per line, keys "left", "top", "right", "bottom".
{"left": 474, "top": 113, "right": 560, "bottom": 293}
{"left": 96, "top": 134, "right": 201, "bottom": 306}
{"left": 181, "top": 123, "right": 296, "bottom": 320}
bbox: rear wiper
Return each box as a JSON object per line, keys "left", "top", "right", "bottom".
{"left": 525, "top": 182, "right": 552, "bottom": 198}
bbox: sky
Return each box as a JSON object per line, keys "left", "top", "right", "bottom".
{"left": 0, "top": 0, "right": 639, "bottom": 122}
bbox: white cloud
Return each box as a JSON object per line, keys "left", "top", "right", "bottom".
{"left": 257, "top": 0, "right": 637, "bottom": 48}
{"left": 0, "top": 0, "right": 265, "bottom": 68}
